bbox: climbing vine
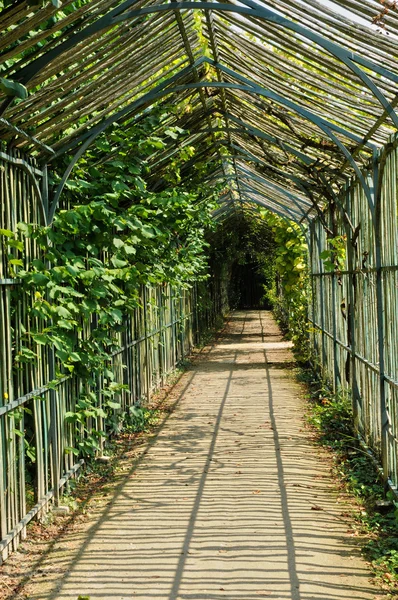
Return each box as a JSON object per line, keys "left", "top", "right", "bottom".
{"left": 206, "top": 207, "right": 310, "bottom": 361}
{"left": 319, "top": 235, "right": 347, "bottom": 272}
{"left": 261, "top": 211, "right": 310, "bottom": 361}
{"left": 206, "top": 207, "right": 276, "bottom": 310}
{"left": 1, "top": 112, "right": 219, "bottom": 457}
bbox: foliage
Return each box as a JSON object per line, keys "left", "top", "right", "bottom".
{"left": 0, "top": 112, "right": 219, "bottom": 459}
{"left": 319, "top": 235, "right": 347, "bottom": 272}
{"left": 207, "top": 207, "right": 276, "bottom": 309}
{"left": 206, "top": 208, "right": 310, "bottom": 362}
{"left": 261, "top": 212, "right": 310, "bottom": 361}
{"left": 0, "top": 77, "right": 28, "bottom": 99}
{"left": 303, "top": 367, "right": 398, "bottom": 593}
{"left": 125, "top": 405, "right": 160, "bottom": 433}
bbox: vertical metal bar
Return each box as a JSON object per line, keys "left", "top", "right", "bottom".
{"left": 316, "top": 229, "right": 327, "bottom": 371}
{"left": 309, "top": 222, "right": 317, "bottom": 359}
{"left": 194, "top": 282, "right": 200, "bottom": 346}
{"left": 143, "top": 287, "right": 151, "bottom": 404}
{"left": 331, "top": 270, "right": 338, "bottom": 391}
{"left": 179, "top": 291, "right": 184, "bottom": 359}
{"left": 170, "top": 287, "right": 176, "bottom": 366}
{"left": 374, "top": 150, "right": 389, "bottom": 480}
{"left": 41, "top": 164, "right": 49, "bottom": 224}
{"left": 158, "top": 287, "right": 165, "bottom": 386}
{"left": 345, "top": 187, "right": 360, "bottom": 425}
{"left": 49, "top": 346, "right": 60, "bottom": 506}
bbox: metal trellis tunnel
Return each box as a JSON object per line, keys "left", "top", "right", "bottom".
{"left": 1, "top": 0, "right": 398, "bottom": 562}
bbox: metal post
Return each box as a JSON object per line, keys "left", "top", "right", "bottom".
{"left": 194, "top": 282, "right": 200, "bottom": 345}
{"left": 179, "top": 291, "right": 185, "bottom": 361}
{"left": 143, "top": 287, "right": 151, "bottom": 404}
{"left": 158, "top": 287, "right": 165, "bottom": 386}
{"left": 373, "top": 151, "right": 389, "bottom": 481}
{"left": 309, "top": 222, "right": 317, "bottom": 359}
{"left": 316, "top": 231, "right": 327, "bottom": 372}
{"left": 48, "top": 345, "right": 60, "bottom": 506}
{"left": 331, "top": 270, "right": 339, "bottom": 391}
{"left": 41, "top": 164, "right": 49, "bottom": 223}
{"left": 345, "top": 187, "right": 360, "bottom": 424}
{"left": 170, "top": 287, "right": 176, "bottom": 366}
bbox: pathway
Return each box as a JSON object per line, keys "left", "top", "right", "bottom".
{"left": 26, "top": 311, "right": 377, "bottom": 600}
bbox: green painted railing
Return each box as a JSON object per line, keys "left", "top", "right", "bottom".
{"left": 309, "top": 135, "right": 398, "bottom": 495}
{"left": 0, "top": 148, "right": 222, "bottom": 563}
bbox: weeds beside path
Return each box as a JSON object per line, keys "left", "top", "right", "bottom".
{"left": 301, "top": 367, "right": 398, "bottom": 597}
{"left": 0, "top": 311, "right": 387, "bottom": 600}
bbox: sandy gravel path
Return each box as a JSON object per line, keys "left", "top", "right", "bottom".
{"left": 25, "top": 310, "right": 378, "bottom": 600}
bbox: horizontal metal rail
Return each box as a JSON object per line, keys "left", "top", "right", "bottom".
{"left": 0, "top": 460, "right": 84, "bottom": 558}
{"left": 1, "top": 312, "right": 195, "bottom": 417}
{"left": 109, "top": 311, "right": 194, "bottom": 358}
{"left": 311, "top": 265, "right": 398, "bottom": 276}
{"left": 309, "top": 318, "right": 398, "bottom": 392}
{"left": 0, "top": 278, "right": 219, "bottom": 563}
{"left": 0, "top": 376, "right": 70, "bottom": 417}
{"left": 0, "top": 279, "right": 20, "bottom": 286}
{"left": 309, "top": 320, "right": 398, "bottom": 442}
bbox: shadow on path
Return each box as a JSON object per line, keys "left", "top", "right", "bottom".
{"left": 24, "top": 311, "right": 377, "bottom": 600}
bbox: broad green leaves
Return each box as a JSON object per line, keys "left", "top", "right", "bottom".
{"left": 0, "top": 77, "right": 28, "bottom": 100}
{"left": 0, "top": 107, "right": 218, "bottom": 459}
{"left": 262, "top": 211, "right": 310, "bottom": 362}
{"left": 0, "top": 105, "right": 221, "bottom": 455}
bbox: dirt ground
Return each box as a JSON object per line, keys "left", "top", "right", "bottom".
{"left": 0, "top": 311, "right": 384, "bottom": 600}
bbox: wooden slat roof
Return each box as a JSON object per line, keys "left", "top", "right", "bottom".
{"left": 0, "top": 0, "right": 397, "bottom": 222}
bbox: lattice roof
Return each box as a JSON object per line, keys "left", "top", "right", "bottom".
{"left": 1, "top": 0, "right": 397, "bottom": 223}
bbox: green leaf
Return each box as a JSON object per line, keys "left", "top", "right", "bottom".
{"left": 7, "top": 239, "right": 24, "bottom": 251}
{"left": 104, "top": 368, "right": 114, "bottom": 380}
{"left": 31, "top": 272, "right": 49, "bottom": 285}
{"left": 32, "top": 259, "right": 46, "bottom": 270}
{"left": 17, "top": 223, "right": 31, "bottom": 235}
{"left": 66, "top": 264, "right": 80, "bottom": 276}
{"left": 112, "top": 238, "right": 124, "bottom": 249}
{"left": 130, "top": 405, "right": 143, "bottom": 417}
{"left": 12, "top": 429, "right": 24, "bottom": 438}
{"left": 0, "top": 78, "right": 28, "bottom": 100}
{"left": 108, "top": 160, "right": 125, "bottom": 169}
{"left": 0, "top": 228, "right": 14, "bottom": 238}
{"left": 111, "top": 256, "right": 127, "bottom": 268}
{"left": 32, "top": 333, "right": 48, "bottom": 345}
{"left": 106, "top": 401, "right": 121, "bottom": 410}
{"left": 133, "top": 177, "right": 146, "bottom": 192}
{"left": 56, "top": 349, "right": 70, "bottom": 362}
{"left": 323, "top": 261, "right": 335, "bottom": 272}
{"left": 64, "top": 412, "right": 78, "bottom": 423}
{"left": 26, "top": 446, "right": 36, "bottom": 462}
{"left": 57, "top": 319, "right": 75, "bottom": 330}
{"left": 164, "top": 129, "right": 178, "bottom": 139}
{"left": 140, "top": 225, "right": 155, "bottom": 239}
{"left": 55, "top": 305, "right": 72, "bottom": 319}
{"left": 110, "top": 308, "right": 123, "bottom": 322}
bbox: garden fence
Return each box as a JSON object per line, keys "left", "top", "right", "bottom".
{"left": 0, "top": 147, "right": 221, "bottom": 562}
{"left": 309, "top": 134, "right": 398, "bottom": 495}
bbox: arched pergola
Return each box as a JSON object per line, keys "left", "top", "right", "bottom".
{"left": 1, "top": 0, "right": 398, "bottom": 562}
